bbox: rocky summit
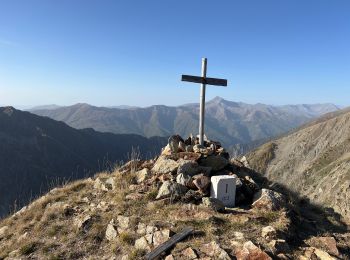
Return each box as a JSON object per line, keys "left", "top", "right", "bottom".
{"left": 0, "top": 135, "right": 349, "bottom": 259}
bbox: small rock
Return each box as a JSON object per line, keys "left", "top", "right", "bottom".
{"left": 261, "top": 226, "right": 276, "bottom": 240}
{"left": 137, "top": 223, "right": 146, "bottom": 235}
{"left": 94, "top": 177, "right": 116, "bottom": 191}
{"left": 200, "top": 241, "right": 230, "bottom": 259}
{"left": 200, "top": 155, "right": 229, "bottom": 171}
{"left": 125, "top": 193, "right": 143, "bottom": 200}
{"left": 146, "top": 225, "right": 158, "bottom": 234}
{"left": 161, "top": 144, "right": 172, "bottom": 156}
{"left": 165, "top": 255, "right": 175, "bottom": 260}
{"left": 156, "top": 181, "right": 188, "bottom": 200}
{"left": 153, "top": 229, "right": 171, "bottom": 247}
{"left": 178, "top": 141, "right": 186, "bottom": 152}
{"left": 268, "top": 239, "right": 290, "bottom": 254}
{"left": 192, "top": 174, "right": 210, "bottom": 193}
{"left": 233, "top": 231, "right": 245, "bottom": 240}
{"left": 236, "top": 241, "right": 272, "bottom": 260}
{"left": 135, "top": 236, "right": 151, "bottom": 252}
{"left": 186, "top": 145, "right": 194, "bottom": 152}
{"left": 252, "top": 188, "right": 285, "bottom": 211}
{"left": 0, "top": 226, "right": 9, "bottom": 239}
{"left": 177, "top": 160, "right": 200, "bottom": 176}
{"left": 116, "top": 215, "right": 130, "bottom": 233}
{"left": 74, "top": 215, "right": 92, "bottom": 232}
{"left": 182, "top": 247, "right": 198, "bottom": 259}
{"left": 310, "top": 237, "right": 339, "bottom": 257}
{"left": 135, "top": 168, "right": 151, "bottom": 183}
{"left": 202, "top": 197, "right": 225, "bottom": 212}
{"left": 152, "top": 156, "right": 179, "bottom": 174}
{"left": 105, "top": 219, "right": 118, "bottom": 241}
{"left": 176, "top": 172, "right": 192, "bottom": 186}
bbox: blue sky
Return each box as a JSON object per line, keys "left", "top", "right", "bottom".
{"left": 0, "top": 1, "right": 349, "bottom": 107}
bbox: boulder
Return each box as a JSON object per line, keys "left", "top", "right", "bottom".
{"left": 252, "top": 189, "right": 285, "bottom": 211}
{"left": 235, "top": 241, "right": 272, "bottom": 260}
{"left": 202, "top": 197, "right": 225, "bottom": 212}
{"left": 152, "top": 156, "right": 179, "bottom": 174}
{"left": 156, "top": 181, "right": 188, "bottom": 200}
{"left": 200, "top": 155, "right": 229, "bottom": 171}
{"left": 168, "top": 135, "right": 184, "bottom": 153}
{"left": 200, "top": 241, "right": 230, "bottom": 259}
{"left": 105, "top": 219, "right": 118, "bottom": 241}
{"left": 135, "top": 168, "right": 151, "bottom": 184}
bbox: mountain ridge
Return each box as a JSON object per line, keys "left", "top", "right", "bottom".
{"left": 32, "top": 97, "right": 340, "bottom": 151}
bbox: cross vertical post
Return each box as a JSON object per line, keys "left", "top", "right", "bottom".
{"left": 181, "top": 58, "right": 228, "bottom": 146}
{"left": 199, "top": 58, "right": 207, "bottom": 145}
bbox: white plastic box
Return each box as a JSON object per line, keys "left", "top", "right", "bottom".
{"left": 210, "top": 175, "right": 237, "bottom": 207}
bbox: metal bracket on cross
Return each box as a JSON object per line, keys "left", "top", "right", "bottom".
{"left": 181, "top": 58, "right": 228, "bottom": 145}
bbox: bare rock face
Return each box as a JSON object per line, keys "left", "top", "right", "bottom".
{"left": 156, "top": 181, "right": 188, "bottom": 200}
{"left": 152, "top": 156, "right": 179, "bottom": 174}
{"left": 200, "top": 241, "right": 230, "bottom": 259}
{"left": 252, "top": 189, "right": 285, "bottom": 211}
{"left": 235, "top": 241, "right": 272, "bottom": 260}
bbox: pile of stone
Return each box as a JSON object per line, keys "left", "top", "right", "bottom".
{"left": 138, "top": 134, "right": 286, "bottom": 211}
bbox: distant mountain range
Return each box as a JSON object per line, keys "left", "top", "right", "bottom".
{"left": 32, "top": 97, "right": 340, "bottom": 152}
{"left": 246, "top": 108, "right": 350, "bottom": 220}
{"left": 0, "top": 107, "right": 167, "bottom": 218}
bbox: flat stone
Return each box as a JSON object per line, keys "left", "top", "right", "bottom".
{"left": 152, "top": 156, "right": 179, "bottom": 174}
{"left": 252, "top": 189, "right": 285, "bottom": 211}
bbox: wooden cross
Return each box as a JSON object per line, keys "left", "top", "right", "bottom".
{"left": 181, "top": 58, "right": 227, "bottom": 145}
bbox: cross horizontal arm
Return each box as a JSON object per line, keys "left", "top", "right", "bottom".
{"left": 181, "top": 75, "right": 227, "bottom": 87}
